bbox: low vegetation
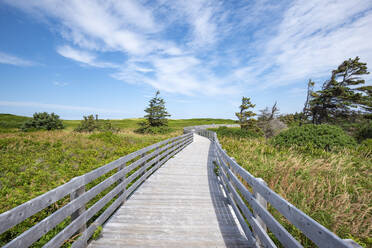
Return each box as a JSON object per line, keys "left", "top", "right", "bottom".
{"left": 214, "top": 128, "right": 371, "bottom": 247}
{"left": 0, "top": 113, "right": 235, "bottom": 246}
{"left": 74, "top": 114, "right": 120, "bottom": 133}
{"left": 271, "top": 124, "right": 357, "bottom": 151}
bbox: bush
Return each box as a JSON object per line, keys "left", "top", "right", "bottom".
{"left": 211, "top": 126, "right": 263, "bottom": 139}
{"left": 271, "top": 124, "right": 356, "bottom": 151}
{"left": 21, "top": 112, "right": 64, "bottom": 131}
{"left": 135, "top": 121, "right": 172, "bottom": 134}
{"left": 355, "top": 121, "right": 372, "bottom": 142}
{"left": 74, "top": 115, "right": 119, "bottom": 133}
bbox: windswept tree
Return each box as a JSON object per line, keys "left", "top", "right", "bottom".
{"left": 309, "top": 57, "right": 371, "bottom": 124}
{"left": 235, "top": 97, "right": 256, "bottom": 130}
{"left": 302, "top": 79, "right": 315, "bottom": 123}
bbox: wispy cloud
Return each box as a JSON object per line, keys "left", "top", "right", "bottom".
{"left": 0, "top": 51, "right": 36, "bottom": 66}
{"left": 233, "top": 0, "right": 372, "bottom": 89}
{"left": 4, "top": 0, "right": 372, "bottom": 98}
{"left": 53, "top": 81, "right": 69, "bottom": 87}
{"left": 57, "top": 45, "right": 119, "bottom": 68}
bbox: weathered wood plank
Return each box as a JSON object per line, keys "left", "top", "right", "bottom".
{"left": 0, "top": 176, "right": 84, "bottom": 235}
{"left": 218, "top": 157, "right": 277, "bottom": 248}
{"left": 88, "top": 134, "right": 251, "bottom": 248}
{"left": 71, "top": 138, "right": 192, "bottom": 248}
{"left": 1, "top": 134, "right": 192, "bottom": 247}
{"left": 218, "top": 148, "right": 350, "bottom": 248}
{"left": 45, "top": 137, "right": 192, "bottom": 248}
{"left": 216, "top": 148, "right": 303, "bottom": 248}
{"left": 217, "top": 166, "right": 256, "bottom": 246}
{"left": 0, "top": 133, "right": 191, "bottom": 236}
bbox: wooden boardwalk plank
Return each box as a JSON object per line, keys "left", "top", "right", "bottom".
{"left": 89, "top": 134, "right": 253, "bottom": 248}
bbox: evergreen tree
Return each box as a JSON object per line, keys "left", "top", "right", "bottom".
{"left": 235, "top": 97, "right": 256, "bottom": 130}
{"left": 309, "top": 57, "right": 371, "bottom": 124}
{"left": 144, "top": 90, "right": 170, "bottom": 127}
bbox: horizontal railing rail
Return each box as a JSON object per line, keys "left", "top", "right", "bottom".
{"left": 0, "top": 132, "right": 193, "bottom": 248}
{"left": 192, "top": 127, "right": 361, "bottom": 248}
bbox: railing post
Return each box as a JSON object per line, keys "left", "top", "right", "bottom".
{"left": 253, "top": 178, "right": 268, "bottom": 247}
{"left": 70, "top": 185, "right": 86, "bottom": 243}
{"left": 118, "top": 162, "right": 127, "bottom": 203}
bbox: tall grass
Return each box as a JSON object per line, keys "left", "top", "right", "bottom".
{"left": 218, "top": 136, "right": 371, "bottom": 247}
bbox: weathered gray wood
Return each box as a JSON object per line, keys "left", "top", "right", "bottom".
{"left": 253, "top": 178, "right": 268, "bottom": 247}
{"left": 196, "top": 128, "right": 354, "bottom": 248}
{"left": 0, "top": 176, "right": 83, "bottom": 235}
{"left": 44, "top": 179, "right": 129, "bottom": 248}
{"left": 217, "top": 165, "right": 256, "bottom": 246}
{"left": 51, "top": 136, "right": 192, "bottom": 248}
{"left": 70, "top": 186, "right": 87, "bottom": 236}
{"left": 219, "top": 150, "right": 350, "bottom": 248}
{"left": 0, "top": 133, "right": 191, "bottom": 237}
{"left": 1, "top": 134, "right": 192, "bottom": 248}
{"left": 45, "top": 137, "right": 193, "bottom": 248}
{"left": 216, "top": 148, "right": 302, "bottom": 248}
{"left": 88, "top": 134, "right": 251, "bottom": 248}
{"left": 71, "top": 138, "right": 192, "bottom": 248}
{"left": 218, "top": 157, "right": 276, "bottom": 248}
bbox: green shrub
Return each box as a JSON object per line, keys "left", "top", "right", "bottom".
{"left": 355, "top": 121, "right": 372, "bottom": 142}
{"left": 211, "top": 126, "right": 263, "bottom": 139}
{"left": 134, "top": 121, "right": 172, "bottom": 134}
{"left": 271, "top": 124, "right": 356, "bottom": 151}
{"left": 74, "top": 115, "right": 119, "bottom": 133}
{"left": 20, "top": 112, "right": 64, "bottom": 131}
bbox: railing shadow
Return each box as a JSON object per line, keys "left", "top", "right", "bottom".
{"left": 206, "top": 136, "right": 252, "bottom": 247}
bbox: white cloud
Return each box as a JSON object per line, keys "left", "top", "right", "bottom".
{"left": 57, "top": 45, "right": 118, "bottom": 68}
{"left": 0, "top": 51, "right": 36, "bottom": 66}
{"left": 234, "top": 0, "right": 372, "bottom": 89}
{"left": 53, "top": 81, "right": 69, "bottom": 87}
{"left": 4, "top": 0, "right": 372, "bottom": 98}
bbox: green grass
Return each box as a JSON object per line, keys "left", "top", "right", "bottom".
{"left": 0, "top": 114, "right": 31, "bottom": 132}
{"left": 214, "top": 129, "right": 371, "bottom": 247}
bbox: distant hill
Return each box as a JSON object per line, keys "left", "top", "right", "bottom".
{"left": 0, "top": 113, "right": 31, "bottom": 129}
{"left": 0, "top": 113, "right": 236, "bottom": 131}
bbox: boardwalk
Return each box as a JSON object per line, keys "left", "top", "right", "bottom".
{"left": 89, "top": 134, "right": 252, "bottom": 248}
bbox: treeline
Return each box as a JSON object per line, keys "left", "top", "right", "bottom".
{"left": 232, "top": 56, "right": 371, "bottom": 152}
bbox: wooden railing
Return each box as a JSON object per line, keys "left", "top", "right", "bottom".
{"left": 0, "top": 132, "right": 193, "bottom": 248}
{"left": 192, "top": 128, "right": 361, "bottom": 248}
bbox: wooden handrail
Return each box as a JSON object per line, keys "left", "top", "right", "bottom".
{"left": 0, "top": 132, "right": 193, "bottom": 248}
{"left": 194, "top": 128, "right": 361, "bottom": 248}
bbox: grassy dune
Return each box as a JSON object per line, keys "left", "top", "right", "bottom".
{"left": 217, "top": 135, "right": 371, "bottom": 247}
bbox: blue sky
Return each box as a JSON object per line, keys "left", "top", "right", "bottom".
{"left": 0, "top": 0, "right": 371, "bottom": 120}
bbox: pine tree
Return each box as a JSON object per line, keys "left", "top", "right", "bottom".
{"left": 144, "top": 90, "right": 170, "bottom": 127}
{"left": 309, "top": 57, "right": 371, "bottom": 124}
{"left": 235, "top": 97, "right": 256, "bottom": 130}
